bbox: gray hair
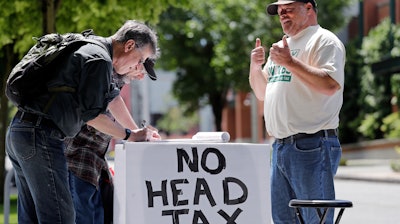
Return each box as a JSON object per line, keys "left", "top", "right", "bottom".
{"left": 113, "top": 20, "right": 160, "bottom": 59}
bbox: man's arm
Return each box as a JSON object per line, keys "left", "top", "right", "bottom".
{"left": 281, "top": 56, "right": 340, "bottom": 96}
{"left": 249, "top": 38, "right": 268, "bottom": 101}
{"left": 86, "top": 114, "right": 148, "bottom": 141}
{"left": 107, "top": 95, "right": 138, "bottom": 130}
{"left": 269, "top": 36, "right": 340, "bottom": 96}
{"left": 107, "top": 95, "right": 161, "bottom": 140}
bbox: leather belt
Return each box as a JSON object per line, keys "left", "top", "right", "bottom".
{"left": 16, "top": 111, "right": 55, "bottom": 127}
{"left": 276, "top": 129, "right": 338, "bottom": 144}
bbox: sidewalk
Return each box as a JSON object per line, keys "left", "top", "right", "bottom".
{"left": 336, "top": 159, "right": 400, "bottom": 184}
{"left": 336, "top": 140, "right": 400, "bottom": 183}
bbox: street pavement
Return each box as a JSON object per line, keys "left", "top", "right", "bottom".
{"left": 332, "top": 147, "right": 400, "bottom": 224}
{"left": 334, "top": 178, "right": 400, "bottom": 224}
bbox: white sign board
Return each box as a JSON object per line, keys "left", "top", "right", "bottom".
{"left": 114, "top": 141, "right": 271, "bottom": 224}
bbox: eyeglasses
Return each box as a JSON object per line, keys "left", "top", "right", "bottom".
{"left": 135, "top": 44, "right": 146, "bottom": 66}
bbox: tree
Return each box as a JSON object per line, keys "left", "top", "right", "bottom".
{"left": 358, "top": 19, "right": 400, "bottom": 139}
{"left": 0, "top": 0, "right": 188, "bottom": 203}
{"left": 156, "top": 0, "right": 352, "bottom": 131}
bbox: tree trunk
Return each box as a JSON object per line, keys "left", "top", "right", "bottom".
{"left": 209, "top": 91, "right": 227, "bottom": 131}
{"left": 42, "top": 0, "right": 61, "bottom": 34}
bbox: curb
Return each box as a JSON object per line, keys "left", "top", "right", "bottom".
{"left": 335, "top": 175, "right": 400, "bottom": 184}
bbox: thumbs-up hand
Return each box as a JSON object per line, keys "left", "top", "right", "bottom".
{"left": 270, "top": 35, "right": 291, "bottom": 66}
{"left": 255, "top": 38, "right": 262, "bottom": 48}
{"left": 250, "top": 38, "right": 265, "bottom": 66}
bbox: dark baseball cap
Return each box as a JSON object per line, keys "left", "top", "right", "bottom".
{"left": 143, "top": 58, "right": 157, "bottom": 81}
{"left": 266, "top": 0, "right": 317, "bottom": 16}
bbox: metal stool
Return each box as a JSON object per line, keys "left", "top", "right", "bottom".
{"left": 289, "top": 199, "right": 353, "bottom": 224}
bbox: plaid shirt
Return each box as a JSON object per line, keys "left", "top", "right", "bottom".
{"left": 64, "top": 124, "right": 112, "bottom": 187}
{"left": 64, "top": 72, "right": 126, "bottom": 187}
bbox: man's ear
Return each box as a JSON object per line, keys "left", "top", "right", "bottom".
{"left": 125, "top": 39, "right": 136, "bottom": 52}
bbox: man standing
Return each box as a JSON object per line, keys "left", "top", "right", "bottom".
{"left": 6, "top": 20, "right": 158, "bottom": 224}
{"left": 249, "top": 1, "right": 345, "bottom": 223}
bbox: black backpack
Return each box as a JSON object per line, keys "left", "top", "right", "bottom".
{"left": 5, "top": 29, "right": 106, "bottom": 110}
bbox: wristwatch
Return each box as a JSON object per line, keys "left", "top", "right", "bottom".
{"left": 123, "top": 128, "right": 131, "bottom": 140}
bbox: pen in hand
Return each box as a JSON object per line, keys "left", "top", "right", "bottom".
{"left": 141, "top": 120, "right": 150, "bottom": 141}
{"left": 141, "top": 120, "right": 147, "bottom": 128}
{"left": 140, "top": 120, "right": 161, "bottom": 141}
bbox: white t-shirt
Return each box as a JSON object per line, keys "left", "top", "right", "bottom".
{"left": 263, "top": 25, "right": 345, "bottom": 139}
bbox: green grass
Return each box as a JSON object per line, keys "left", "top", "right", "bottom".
{"left": 0, "top": 194, "right": 18, "bottom": 224}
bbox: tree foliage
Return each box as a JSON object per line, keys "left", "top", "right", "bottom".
{"left": 0, "top": 0, "right": 188, "bottom": 203}
{"left": 157, "top": 105, "right": 199, "bottom": 135}
{"left": 156, "top": 0, "right": 271, "bottom": 130}
{"left": 156, "top": 0, "right": 352, "bottom": 131}
{"left": 357, "top": 19, "right": 399, "bottom": 139}
{"left": 0, "top": 0, "right": 189, "bottom": 56}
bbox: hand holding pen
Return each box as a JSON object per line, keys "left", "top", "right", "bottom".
{"left": 141, "top": 120, "right": 161, "bottom": 141}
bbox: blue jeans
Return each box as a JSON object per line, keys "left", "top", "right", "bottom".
{"left": 6, "top": 115, "right": 75, "bottom": 224}
{"left": 69, "top": 171, "right": 104, "bottom": 224}
{"left": 271, "top": 134, "right": 342, "bottom": 224}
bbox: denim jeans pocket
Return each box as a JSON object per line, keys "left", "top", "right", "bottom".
{"left": 294, "top": 137, "right": 322, "bottom": 153}
{"left": 10, "top": 127, "right": 36, "bottom": 160}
